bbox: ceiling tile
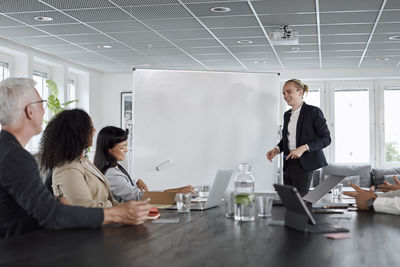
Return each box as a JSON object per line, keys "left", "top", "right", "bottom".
{"left": 80, "top": 42, "right": 132, "bottom": 51}
{"left": 113, "top": 0, "right": 179, "bottom": 6}
{"left": 322, "top": 50, "right": 363, "bottom": 57}
{"left": 40, "top": 0, "right": 115, "bottom": 10}
{"left": 321, "top": 11, "right": 377, "bottom": 24}
{"left": 35, "top": 44, "right": 87, "bottom": 53}
{"left": 0, "top": 14, "right": 25, "bottom": 27}
{"left": 201, "top": 16, "right": 259, "bottom": 28}
{"left": 6, "top": 11, "right": 77, "bottom": 25}
{"left": 35, "top": 23, "right": 98, "bottom": 35}
{"left": 251, "top": 0, "right": 316, "bottom": 14}
{"left": 159, "top": 29, "right": 213, "bottom": 39}
{"left": 185, "top": 2, "right": 253, "bottom": 17}
{"left": 376, "top": 22, "right": 400, "bottom": 34}
{"left": 212, "top": 27, "right": 265, "bottom": 38}
{"left": 279, "top": 51, "right": 320, "bottom": 59}
{"left": 109, "top": 31, "right": 166, "bottom": 42}
{"left": 87, "top": 21, "right": 149, "bottom": 33}
{"left": 385, "top": 0, "right": 400, "bottom": 10}
{"left": 126, "top": 40, "right": 174, "bottom": 49}
{"left": 321, "top": 34, "right": 369, "bottom": 43}
{"left": 172, "top": 38, "right": 221, "bottom": 47}
{"left": 136, "top": 47, "right": 186, "bottom": 56}
{"left": 259, "top": 14, "right": 317, "bottom": 27}
{"left": 64, "top": 8, "right": 133, "bottom": 22}
{"left": 372, "top": 33, "right": 400, "bottom": 42}
{"left": 60, "top": 33, "right": 116, "bottom": 44}
{"left": 0, "top": 0, "right": 52, "bottom": 13}
{"left": 0, "top": 26, "right": 47, "bottom": 38}
{"left": 12, "top": 36, "right": 68, "bottom": 46}
{"left": 184, "top": 46, "right": 227, "bottom": 54}
{"left": 380, "top": 11, "right": 400, "bottom": 22}
{"left": 229, "top": 46, "right": 272, "bottom": 53}
{"left": 322, "top": 43, "right": 366, "bottom": 50}
{"left": 320, "top": 0, "right": 382, "bottom": 12}
{"left": 366, "top": 50, "right": 400, "bottom": 57}
{"left": 321, "top": 24, "right": 373, "bottom": 35}
{"left": 275, "top": 44, "right": 318, "bottom": 52}
{"left": 123, "top": 4, "right": 191, "bottom": 19}
{"left": 235, "top": 53, "right": 275, "bottom": 60}
{"left": 141, "top": 18, "right": 203, "bottom": 30}
{"left": 195, "top": 53, "right": 235, "bottom": 60}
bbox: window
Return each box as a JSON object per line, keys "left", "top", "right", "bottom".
{"left": 32, "top": 71, "right": 48, "bottom": 99}
{"left": 27, "top": 71, "right": 48, "bottom": 152}
{"left": 0, "top": 61, "right": 10, "bottom": 81}
{"left": 284, "top": 88, "right": 321, "bottom": 111}
{"left": 0, "top": 61, "right": 10, "bottom": 130}
{"left": 334, "top": 88, "right": 370, "bottom": 163}
{"left": 67, "top": 79, "right": 76, "bottom": 109}
{"left": 384, "top": 86, "right": 400, "bottom": 163}
{"left": 304, "top": 89, "right": 320, "bottom": 108}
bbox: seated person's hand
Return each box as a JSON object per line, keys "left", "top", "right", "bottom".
{"left": 377, "top": 176, "right": 400, "bottom": 192}
{"left": 59, "top": 197, "right": 71, "bottom": 205}
{"left": 114, "top": 201, "right": 151, "bottom": 225}
{"left": 343, "top": 183, "right": 376, "bottom": 211}
{"left": 136, "top": 179, "right": 149, "bottom": 192}
{"left": 164, "top": 185, "right": 196, "bottom": 194}
{"left": 179, "top": 185, "right": 196, "bottom": 194}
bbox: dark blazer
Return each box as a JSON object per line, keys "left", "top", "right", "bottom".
{"left": 0, "top": 130, "right": 103, "bottom": 239}
{"left": 277, "top": 103, "right": 331, "bottom": 172}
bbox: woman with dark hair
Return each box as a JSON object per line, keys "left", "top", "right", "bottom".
{"left": 40, "top": 109, "right": 117, "bottom": 207}
{"left": 94, "top": 126, "right": 195, "bottom": 202}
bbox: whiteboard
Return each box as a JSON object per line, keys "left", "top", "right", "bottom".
{"left": 132, "top": 69, "right": 280, "bottom": 191}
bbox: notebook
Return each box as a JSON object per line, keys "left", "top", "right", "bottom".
{"left": 303, "top": 175, "right": 345, "bottom": 203}
{"left": 274, "top": 184, "right": 349, "bottom": 234}
{"left": 167, "top": 169, "right": 233, "bottom": 211}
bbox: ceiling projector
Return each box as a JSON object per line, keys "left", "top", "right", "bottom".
{"left": 269, "top": 25, "right": 299, "bottom": 45}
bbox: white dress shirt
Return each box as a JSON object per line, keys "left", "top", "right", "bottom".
{"left": 287, "top": 105, "right": 302, "bottom": 151}
{"left": 374, "top": 190, "right": 400, "bottom": 215}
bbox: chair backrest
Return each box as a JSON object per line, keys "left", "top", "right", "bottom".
{"left": 320, "top": 164, "right": 372, "bottom": 188}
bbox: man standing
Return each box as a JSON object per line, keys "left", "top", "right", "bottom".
{"left": 0, "top": 77, "right": 150, "bottom": 239}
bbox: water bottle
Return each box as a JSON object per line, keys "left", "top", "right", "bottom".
{"left": 234, "top": 163, "right": 255, "bottom": 221}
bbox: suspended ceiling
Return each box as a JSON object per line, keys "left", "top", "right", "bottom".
{"left": 0, "top": 0, "right": 399, "bottom": 73}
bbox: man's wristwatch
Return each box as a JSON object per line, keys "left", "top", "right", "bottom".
{"left": 366, "top": 198, "right": 375, "bottom": 211}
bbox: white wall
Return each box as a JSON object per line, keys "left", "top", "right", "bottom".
{"left": 95, "top": 73, "right": 133, "bottom": 129}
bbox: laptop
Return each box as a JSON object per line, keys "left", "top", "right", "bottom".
{"left": 167, "top": 169, "right": 233, "bottom": 211}
{"left": 274, "top": 184, "right": 349, "bottom": 234}
{"left": 303, "top": 175, "right": 349, "bottom": 208}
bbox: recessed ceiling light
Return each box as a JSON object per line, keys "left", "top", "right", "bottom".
{"left": 291, "top": 47, "right": 300, "bottom": 52}
{"left": 388, "top": 35, "right": 400, "bottom": 41}
{"left": 139, "top": 64, "right": 150, "bottom": 67}
{"left": 237, "top": 40, "right": 253, "bottom": 44}
{"left": 376, "top": 57, "right": 389, "bottom": 61}
{"left": 97, "top": 45, "right": 112, "bottom": 49}
{"left": 253, "top": 60, "right": 259, "bottom": 64}
{"left": 210, "top": 7, "right": 231, "bottom": 13}
{"left": 34, "top": 16, "right": 53, "bottom": 22}
{"left": 262, "top": 60, "right": 267, "bottom": 64}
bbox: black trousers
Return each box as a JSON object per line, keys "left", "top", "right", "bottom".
{"left": 283, "top": 159, "right": 313, "bottom": 197}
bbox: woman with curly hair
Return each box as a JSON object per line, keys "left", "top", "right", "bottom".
{"left": 40, "top": 109, "right": 117, "bottom": 207}
{"left": 94, "top": 126, "right": 195, "bottom": 202}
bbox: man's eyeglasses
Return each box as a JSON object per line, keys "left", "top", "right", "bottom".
{"left": 27, "top": 99, "right": 47, "bottom": 109}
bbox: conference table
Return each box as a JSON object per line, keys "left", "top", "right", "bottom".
{"left": 0, "top": 204, "right": 399, "bottom": 267}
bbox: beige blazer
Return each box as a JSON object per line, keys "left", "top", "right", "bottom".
{"left": 52, "top": 158, "right": 118, "bottom": 208}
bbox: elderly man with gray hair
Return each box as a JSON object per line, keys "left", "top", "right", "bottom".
{"left": 0, "top": 77, "right": 150, "bottom": 239}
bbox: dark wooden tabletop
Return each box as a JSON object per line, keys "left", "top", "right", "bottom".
{"left": 0, "top": 206, "right": 399, "bottom": 267}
